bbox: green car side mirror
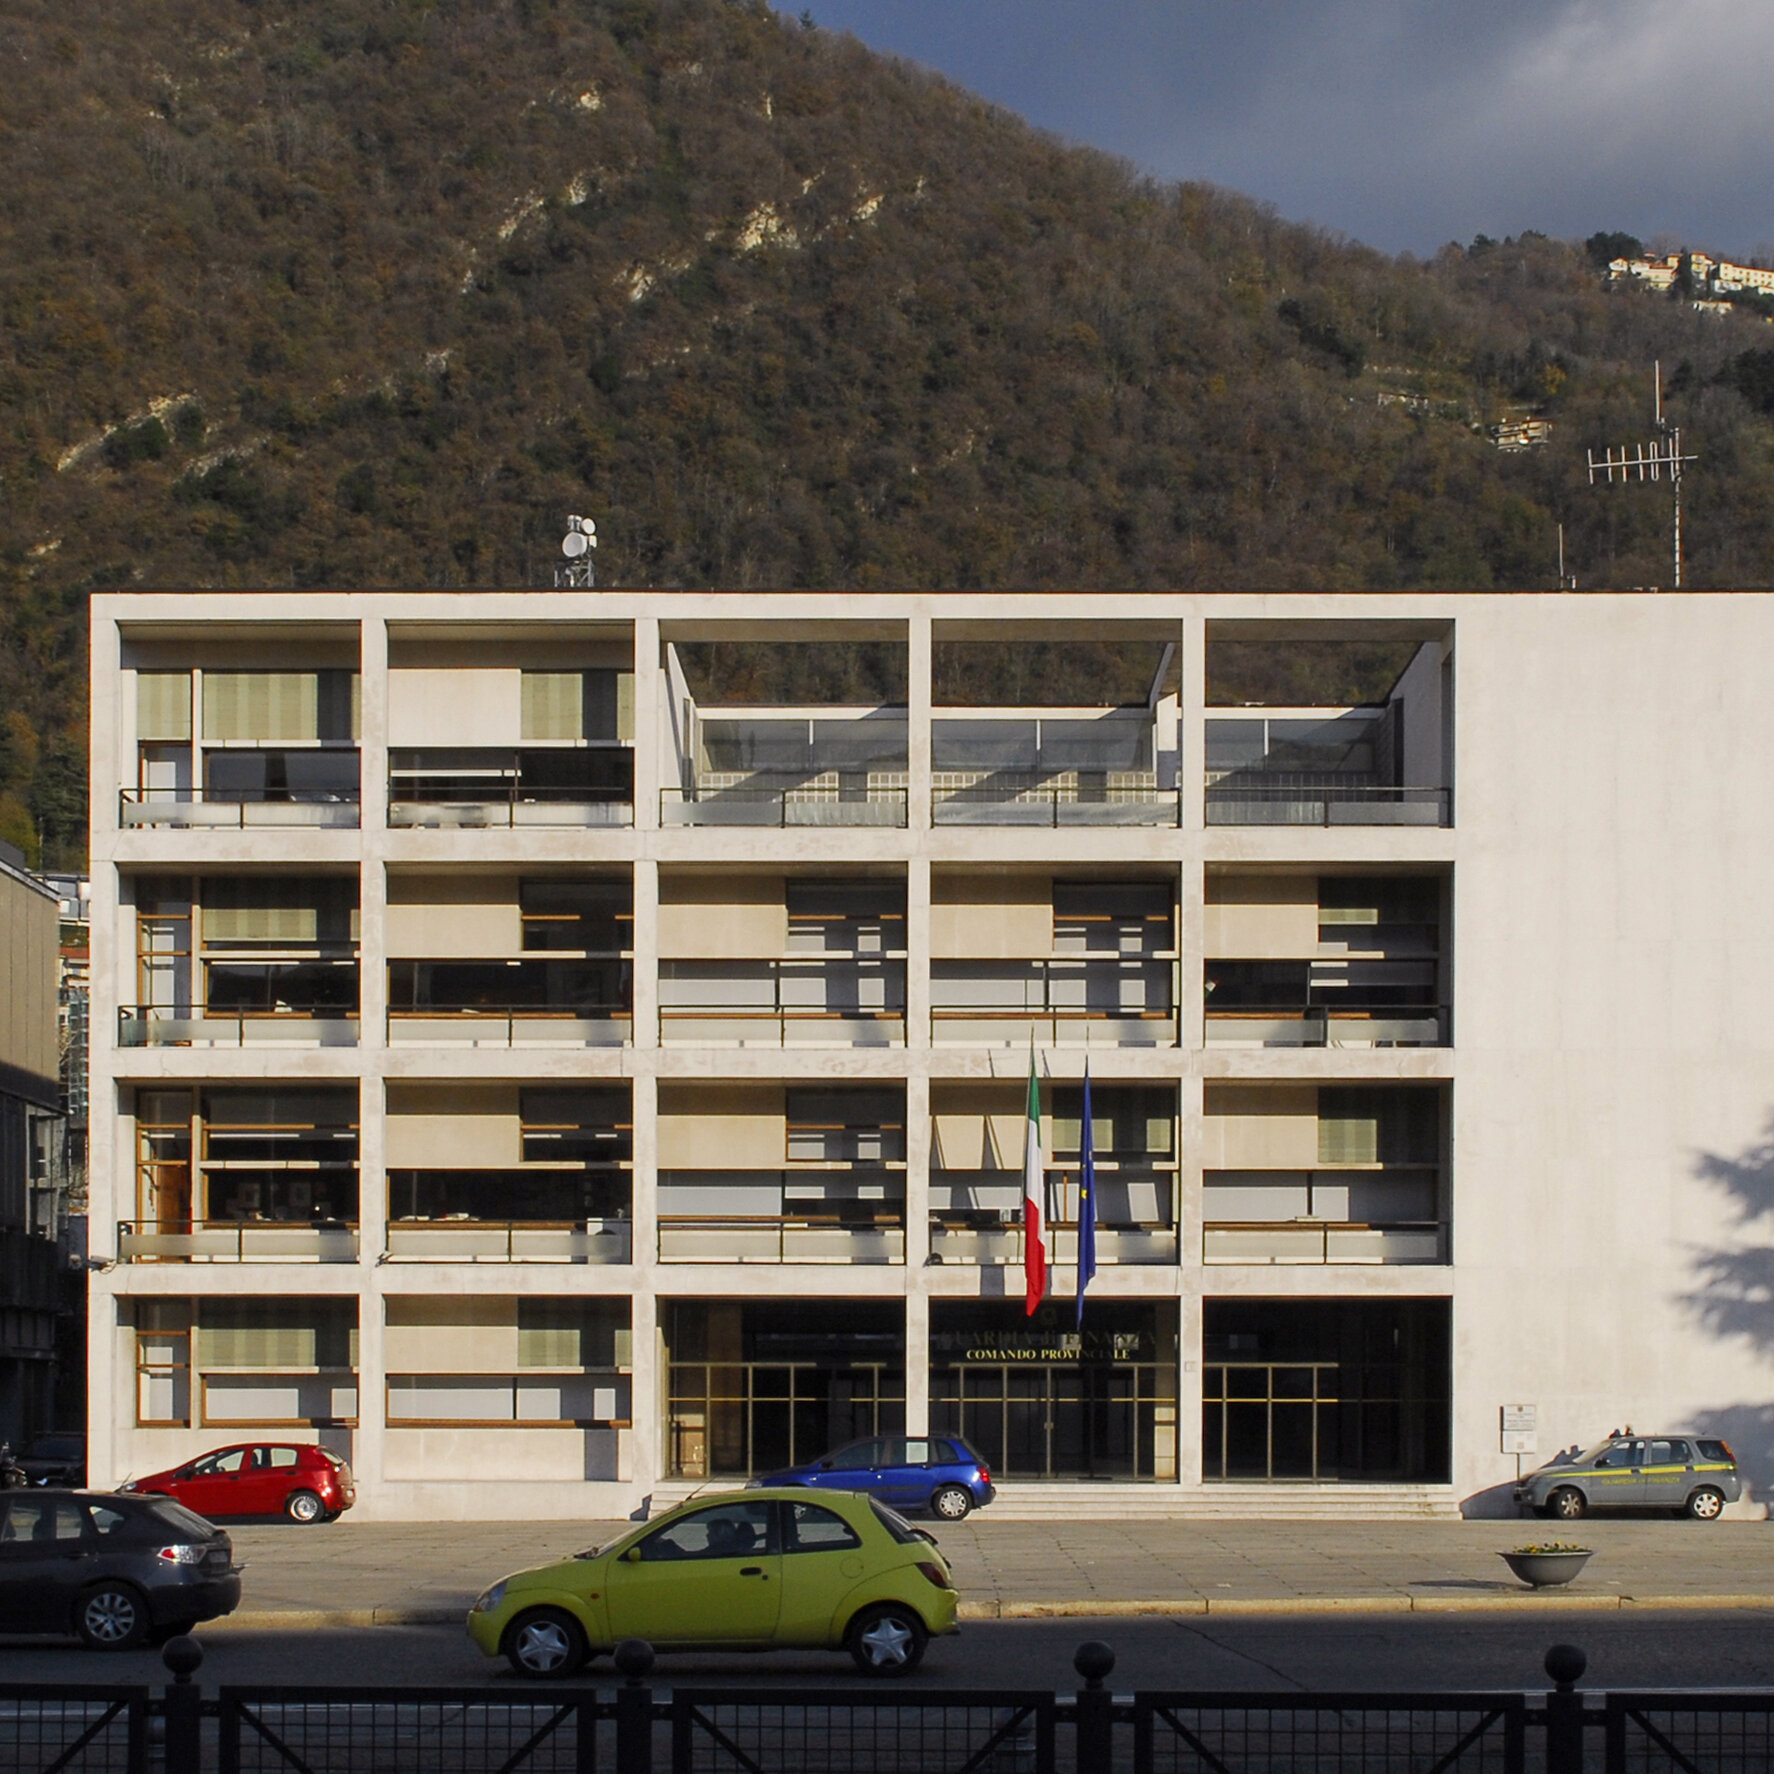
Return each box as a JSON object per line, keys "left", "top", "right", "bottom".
{"left": 622, "top": 1546, "right": 642, "bottom": 1563}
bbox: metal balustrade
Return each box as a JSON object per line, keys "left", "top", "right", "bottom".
{"left": 1203, "top": 1220, "right": 1448, "bottom": 1265}
{"left": 118, "top": 789, "right": 360, "bottom": 829}
{"left": 383, "top": 1219, "right": 632, "bottom": 1263}
{"left": 118, "top": 1007, "right": 360, "bottom": 1049}
{"left": 116, "top": 1220, "right": 359, "bottom": 1263}
{"left": 1205, "top": 1004, "right": 1450, "bottom": 1048}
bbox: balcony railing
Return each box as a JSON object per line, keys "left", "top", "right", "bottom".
{"left": 1202, "top": 1220, "right": 1448, "bottom": 1264}
{"left": 387, "top": 1010, "right": 631, "bottom": 1048}
{"left": 661, "top": 783, "right": 909, "bottom": 828}
{"left": 119, "top": 789, "right": 361, "bottom": 829}
{"left": 117, "top": 1220, "right": 359, "bottom": 1262}
{"left": 932, "top": 958, "right": 1174, "bottom": 1047}
{"left": 388, "top": 793, "right": 632, "bottom": 830}
{"left": 658, "top": 1215, "right": 905, "bottom": 1264}
{"left": 119, "top": 1006, "right": 360, "bottom": 1049}
{"left": 660, "top": 958, "right": 906, "bottom": 1047}
{"left": 932, "top": 780, "right": 1179, "bottom": 827}
{"left": 383, "top": 1219, "right": 632, "bottom": 1263}
{"left": 1204, "top": 1004, "right": 1450, "bottom": 1048}
{"left": 928, "top": 1219, "right": 1178, "bottom": 1265}
{"left": 1205, "top": 781, "right": 1450, "bottom": 826}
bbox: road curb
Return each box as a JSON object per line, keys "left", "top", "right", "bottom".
{"left": 212, "top": 1591, "right": 1774, "bottom": 1632}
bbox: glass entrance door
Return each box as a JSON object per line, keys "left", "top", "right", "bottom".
{"left": 935, "top": 1360, "right": 1172, "bottom": 1479}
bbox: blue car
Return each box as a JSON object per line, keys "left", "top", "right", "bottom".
{"left": 750, "top": 1436, "right": 996, "bottom": 1520}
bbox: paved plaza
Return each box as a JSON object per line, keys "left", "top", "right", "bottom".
{"left": 211, "top": 1515, "right": 1774, "bottom": 1629}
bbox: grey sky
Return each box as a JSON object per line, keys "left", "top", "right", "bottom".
{"left": 798, "top": 1, "right": 1772, "bottom": 257}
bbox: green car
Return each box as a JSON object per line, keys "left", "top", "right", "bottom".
{"left": 1514, "top": 1435, "right": 1742, "bottom": 1521}
{"left": 467, "top": 1486, "right": 959, "bottom": 1678}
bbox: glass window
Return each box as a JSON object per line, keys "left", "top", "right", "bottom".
{"left": 264, "top": 1447, "right": 301, "bottom": 1469}
{"left": 640, "top": 1501, "right": 775, "bottom": 1561}
{"left": 824, "top": 1440, "right": 884, "bottom": 1471}
{"left": 86, "top": 1505, "right": 131, "bottom": 1537}
{"left": 1, "top": 1498, "right": 84, "bottom": 1544}
{"left": 145, "top": 1500, "right": 215, "bottom": 1539}
{"left": 194, "top": 1449, "right": 251, "bottom": 1476}
{"left": 1647, "top": 1440, "right": 1682, "bottom": 1466}
{"left": 867, "top": 1497, "right": 924, "bottom": 1544}
{"left": 784, "top": 1501, "right": 862, "bottom": 1554}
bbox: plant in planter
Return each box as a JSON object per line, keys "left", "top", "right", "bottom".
{"left": 1499, "top": 1542, "right": 1594, "bottom": 1588}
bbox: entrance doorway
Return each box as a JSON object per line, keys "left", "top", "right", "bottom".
{"left": 930, "top": 1302, "right": 1177, "bottom": 1480}
{"left": 666, "top": 1300, "right": 904, "bottom": 1478}
{"left": 1203, "top": 1298, "right": 1450, "bottom": 1481}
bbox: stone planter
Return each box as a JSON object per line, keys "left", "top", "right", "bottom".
{"left": 1499, "top": 1549, "right": 1593, "bottom": 1588}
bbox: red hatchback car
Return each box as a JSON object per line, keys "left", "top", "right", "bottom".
{"left": 121, "top": 1443, "right": 356, "bottom": 1524}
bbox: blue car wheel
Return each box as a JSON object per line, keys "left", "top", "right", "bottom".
{"left": 930, "top": 1484, "right": 973, "bottom": 1520}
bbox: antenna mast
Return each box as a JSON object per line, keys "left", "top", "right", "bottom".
{"left": 555, "top": 515, "right": 598, "bottom": 588}
{"left": 1587, "top": 362, "right": 1698, "bottom": 588}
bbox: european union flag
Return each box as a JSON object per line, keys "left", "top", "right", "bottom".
{"left": 1076, "top": 1062, "right": 1097, "bottom": 1327}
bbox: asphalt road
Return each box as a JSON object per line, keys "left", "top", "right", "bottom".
{"left": 3, "top": 1613, "right": 1772, "bottom": 1693}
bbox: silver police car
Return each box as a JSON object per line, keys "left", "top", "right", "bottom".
{"left": 1514, "top": 1434, "right": 1741, "bottom": 1521}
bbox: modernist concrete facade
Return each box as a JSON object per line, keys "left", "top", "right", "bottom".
{"left": 85, "top": 591, "right": 1774, "bottom": 1520}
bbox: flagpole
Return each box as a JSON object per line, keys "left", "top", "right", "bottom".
{"left": 1022, "top": 1036, "right": 1046, "bottom": 1317}
{"left": 1077, "top": 1054, "right": 1097, "bottom": 1329}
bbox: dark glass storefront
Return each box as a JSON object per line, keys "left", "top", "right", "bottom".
{"left": 666, "top": 1301, "right": 904, "bottom": 1478}
{"left": 1203, "top": 1298, "right": 1450, "bottom": 1482}
{"left": 930, "top": 1302, "right": 1178, "bottom": 1480}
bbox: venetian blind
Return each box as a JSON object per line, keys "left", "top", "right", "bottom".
{"left": 137, "top": 672, "right": 193, "bottom": 740}
{"left": 201, "top": 879, "right": 359, "bottom": 945}
{"left": 517, "top": 1300, "right": 623, "bottom": 1369}
{"left": 521, "top": 672, "right": 584, "bottom": 741}
{"left": 199, "top": 1300, "right": 357, "bottom": 1370}
{"left": 202, "top": 671, "right": 359, "bottom": 742}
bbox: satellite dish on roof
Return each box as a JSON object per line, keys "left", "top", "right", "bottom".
{"left": 555, "top": 512, "right": 599, "bottom": 586}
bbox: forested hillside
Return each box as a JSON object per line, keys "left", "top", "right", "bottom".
{"left": 7, "top": 0, "right": 1774, "bottom": 865}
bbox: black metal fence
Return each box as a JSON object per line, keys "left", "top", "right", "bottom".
{"left": 9, "top": 1637, "right": 1774, "bottom": 1774}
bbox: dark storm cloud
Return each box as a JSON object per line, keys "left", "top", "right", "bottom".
{"left": 799, "top": 1, "right": 1773, "bottom": 255}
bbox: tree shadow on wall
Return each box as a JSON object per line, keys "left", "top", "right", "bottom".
{"left": 1682, "top": 1119, "right": 1774, "bottom": 1511}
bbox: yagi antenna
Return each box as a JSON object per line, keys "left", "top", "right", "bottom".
{"left": 1587, "top": 362, "right": 1698, "bottom": 589}
{"left": 555, "top": 514, "right": 598, "bottom": 588}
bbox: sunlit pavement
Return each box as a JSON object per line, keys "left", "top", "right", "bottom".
{"left": 205, "top": 1513, "right": 1774, "bottom": 1629}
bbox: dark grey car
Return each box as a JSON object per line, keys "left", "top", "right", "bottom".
{"left": 0, "top": 1490, "right": 241, "bottom": 1649}
{"left": 1513, "top": 1435, "right": 1742, "bottom": 1521}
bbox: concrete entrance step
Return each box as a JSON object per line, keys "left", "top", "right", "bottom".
{"left": 983, "top": 1482, "right": 1461, "bottom": 1521}
{"left": 644, "top": 1481, "right": 1461, "bottom": 1521}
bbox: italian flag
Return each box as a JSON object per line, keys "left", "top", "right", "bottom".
{"left": 1022, "top": 1050, "right": 1047, "bottom": 1315}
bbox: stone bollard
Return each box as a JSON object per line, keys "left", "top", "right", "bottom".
{"left": 614, "top": 1637, "right": 656, "bottom": 1774}
{"left": 1544, "top": 1643, "right": 1588, "bottom": 1774}
{"left": 161, "top": 1635, "right": 205, "bottom": 1774}
{"left": 1073, "top": 1640, "right": 1117, "bottom": 1774}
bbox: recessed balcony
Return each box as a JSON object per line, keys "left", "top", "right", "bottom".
{"left": 658, "top": 1171, "right": 906, "bottom": 1264}
{"left": 388, "top": 748, "right": 633, "bottom": 829}
{"left": 1204, "top": 712, "right": 1448, "bottom": 826}
{"left": 929, "top": 1172, "right": 1177, "bottom": 1266}
{"left": 387, "top": 959, "right": 631, "bottom": 1048}
{"left": 932, "top": 714, "right": 1174, "bottom": 826}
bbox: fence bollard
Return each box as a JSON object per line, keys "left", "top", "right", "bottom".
{"left": 162, "top": 1635, "right": 204, "bottom": 1774}
{"left": 1544, "top": 1643, "right": 1588, "bottom": 1774}
{"left": 614, "top": 1637, "right": 655, "bottom": 1774}
{"left": 1073, "top": 1641, "right": 1116, "bottom": 1774}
